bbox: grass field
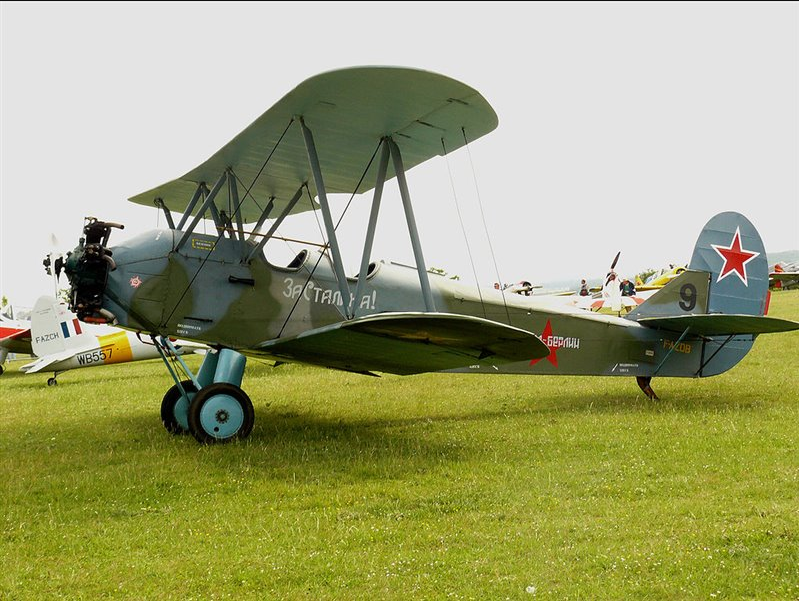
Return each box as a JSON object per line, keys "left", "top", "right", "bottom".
{"left": 2, "top": 290, "right": 798, "bottom": 599}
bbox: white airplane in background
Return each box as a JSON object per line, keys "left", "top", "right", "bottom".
{"left": 0, "top": 311, "right": 32, "bottom": 375}
{"left": 19, "top": 296, "right": 204, "bottom": 385}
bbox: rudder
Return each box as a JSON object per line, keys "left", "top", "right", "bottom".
{"left": 688, "top": 211, "right": 769, "bottom": 316}
{"left": 30, "top": 296, "right": 86, "bottom": 357}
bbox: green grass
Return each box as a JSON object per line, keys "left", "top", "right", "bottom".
{"left": 2, "top": 291, "right": 798, "bottom": 599}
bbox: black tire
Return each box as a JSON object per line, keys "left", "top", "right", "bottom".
{"left": 0, "top": 365, "right": 5, "bottom": 376}
{"left": 187, "top": 382, "right": 254, "bottom": 444}
{"left": 47, "top": 377, "right": 58, "bottom": 387}
{"left": 161, "top": 380, "right": 198, "bottom": 435}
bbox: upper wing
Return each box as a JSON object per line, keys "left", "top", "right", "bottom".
{"left": 250, "top": 312, "right": 548, "bottom": 375}
{"left": 637, "top": 314, "right": 799, "bottom": 336}
{"left": 129, "top": 67, "right": 499, "bottom": 222}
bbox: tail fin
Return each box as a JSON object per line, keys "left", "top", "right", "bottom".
{"left": 687, "top": 211, "right": 768, "bottom": 316}
{"left": 629, "top": 212, "right": 768, "bottom": 320}
{"left": 627, "top": 213, "right": 796, "bottom": 377}
{"left": 30, "top": 296, "right": 87, "bottom": 357}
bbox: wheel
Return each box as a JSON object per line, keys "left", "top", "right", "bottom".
{"left": 187, "top": 382, "right": 254, "bottom": 444}
{"left": 161, "top": 380, "right": 198, "bottom": 435}
{"left": 47, "top": 377, "right": 58, "bottom": 387}
{"left": 0, "top": 365, "right": 4, "bottom": 376}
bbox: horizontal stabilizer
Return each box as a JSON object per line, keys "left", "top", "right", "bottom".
{"left": 637, "top": 314, "right": 799, "bottom": 336}
{"left": 252, "top": 312, "right": 548, "bottom": 375}
{"left": 20, "top": 349, "right": 76, "bottom": 374}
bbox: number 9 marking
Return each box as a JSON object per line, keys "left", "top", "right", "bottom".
{"left": 679, "top": 283, "right": 697, "bottom": 311}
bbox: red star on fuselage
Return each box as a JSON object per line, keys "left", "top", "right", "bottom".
{"left": 711, "top": 227, "right": 759, "bottom": 286}
{"left": 530, "top": 319, "right": 559, "bottom": 368}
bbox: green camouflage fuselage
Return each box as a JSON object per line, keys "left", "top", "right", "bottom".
{"left": 100, "top": 229, "right": 748, "bottom": 379}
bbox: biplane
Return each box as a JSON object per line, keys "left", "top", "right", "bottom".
{"left": 58, "top": 67, "right": 799, "bottom": 444}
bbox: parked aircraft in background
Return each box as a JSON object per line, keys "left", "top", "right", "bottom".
{"left": 0, "top": 312, "right": 32, "bottom": 375}
{"left": 19, "top": 296, "right": 204, "bottom": 385}
{"left": 636, "top": 265, "right": 687, "bottom": 291}
{"left": 769, "top": 262, "right": 799, "bottom": 290}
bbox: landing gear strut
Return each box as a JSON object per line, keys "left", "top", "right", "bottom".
{"left": 636, "top": 376, "right": 659, "bottom": 400}
{"left": 154, "top": 338, "right": 253, "bottom": 444}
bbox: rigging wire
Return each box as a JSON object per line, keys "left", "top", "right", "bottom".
{"left": 441, "top": 137, "right": 486, "bottom": 318}
{"left": 162, "top": 118, "right": 295, "bottom": 327}
{"left": 461, "top": 127, "right": 511, "bottom": 325}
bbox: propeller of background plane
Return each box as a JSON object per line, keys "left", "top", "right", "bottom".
{"left": 42, "top": 233, "right": 65, "bottom": 296}
{"left": 605, "top": 251, "right": 621, "bottom": 285}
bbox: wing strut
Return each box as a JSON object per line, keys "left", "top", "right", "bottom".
{"left": 246, "top": 197, "right": 275, "bottom": 243}
{"left": 175, "top": 183, "right": 205, "bottom": 231}
{"left": 175, "top": 172, "right": 228, "bottom": 251}
{"left": 388, "top": 137, "right": 436, "bottom": 312}
{"left": 245, "top": 186, "right": 305, "bottom": 263}
{"left": 155, "top": 199, "right": 176, "bottom": 230}
{"left": 299, "top": 117, "right": 353, "bottom": 318}
{"left": 206, "top": 188, "right": 226, "bottom": 236}
{"left": 228, "top": 174, "right": 245, "bottom": 243}
{"left": 353, "top": 139, "right": 390, "bottom": 317}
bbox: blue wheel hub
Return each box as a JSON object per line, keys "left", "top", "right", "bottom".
{"left": 199, "top": 393, "right": 245, "bottom": 439}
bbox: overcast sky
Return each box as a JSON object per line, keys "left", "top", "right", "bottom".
{"left": 2, "top": 1, "right": 797, "bottom": 308}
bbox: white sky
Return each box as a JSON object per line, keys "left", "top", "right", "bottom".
{"left": 2, "top": 1, "right": 797, "bottom": 308}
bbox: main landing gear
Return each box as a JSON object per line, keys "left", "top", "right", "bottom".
{"left": 155, "top": 339, "right": 254, "bottom": 444}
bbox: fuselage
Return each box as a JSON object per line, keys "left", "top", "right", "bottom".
{"left": 96, "top": 229, "right": 750, "bottom": 379}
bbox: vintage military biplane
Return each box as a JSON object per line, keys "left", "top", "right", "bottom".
{"left": 58, "top": 67, "right": 799, "bottom": 444}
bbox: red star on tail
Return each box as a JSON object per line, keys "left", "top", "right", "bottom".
{"left": 711, "top": 227, "right": 759, "bottom": 286}
{"left": 530, "top": 319, "right": 559, "bottom": 368}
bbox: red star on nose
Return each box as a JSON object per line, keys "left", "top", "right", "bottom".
{"left": 711, "top": 227, "right": 759, "bottom": 286}
{"left": 530, "top": 319, "right": 559, "bottom": 368}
